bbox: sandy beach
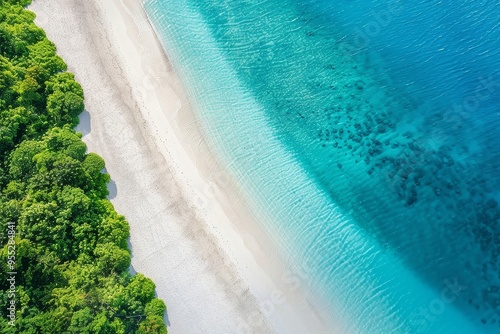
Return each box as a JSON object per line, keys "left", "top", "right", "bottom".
{"left": 29, "top": 0, "right": 335, "bottom": 333}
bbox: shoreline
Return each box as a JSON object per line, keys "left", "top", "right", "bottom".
{"left": 30, "top": 0, "right": 335, "bottom": 333}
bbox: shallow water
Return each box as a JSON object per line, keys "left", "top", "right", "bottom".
{"left": 143, "top": 0, "right": 499, "bottom": 332}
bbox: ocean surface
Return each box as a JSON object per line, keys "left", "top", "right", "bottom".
{"left": 142, "top": 0, "right": 500, "bottom": 332}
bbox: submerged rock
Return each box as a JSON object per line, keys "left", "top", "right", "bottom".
{"left": 486, "top": 198, "right": 498, "bottom": 209}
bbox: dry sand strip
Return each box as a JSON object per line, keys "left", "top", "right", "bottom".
{"left": 29, "top": 0, "right": 336, "bottom": 333}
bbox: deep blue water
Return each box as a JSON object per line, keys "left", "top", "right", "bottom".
{"left": 314, "top": 0, "right": 500, "bottom": 145}
{"left": 143, "top": 0, "right": 499, "bottom": 332}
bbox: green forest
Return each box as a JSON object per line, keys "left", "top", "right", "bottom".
{"left": 0, "top": 0, "right": 168, "bottom": 332}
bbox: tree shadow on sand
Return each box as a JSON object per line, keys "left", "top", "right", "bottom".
{"left": 75, "top": 109, "right": 91, "bottom": 136}
{"left": 107, "top": 179, "right": 117, "bottom": 199}
{"left": 127, "top": 242, "right": 172, "bottom": 327}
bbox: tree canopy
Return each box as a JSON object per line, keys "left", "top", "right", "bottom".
{"left": 0, "top": 1, "right": 167, "bottom": 332}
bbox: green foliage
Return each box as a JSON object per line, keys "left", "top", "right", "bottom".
{"left": 0, "top": 1, "right": 167, "bottom": 333}
{"left": 94, "top": 243, "right": 131, "bottom": 275}
{"left": 45, "top": 72, "right": 84, "bottom": 126}
{"left": 145, "top": 299, "right": 167, "bottom": 317}
{"left": 138, "top": 315, "right": 168, "bottom": 334}
{"left": 7, "top": 139, "right": 42, "bottom": 179}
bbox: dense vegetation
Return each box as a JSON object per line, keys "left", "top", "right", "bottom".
{"left": 0, "top": 0, "right": 167, "bottom": 332}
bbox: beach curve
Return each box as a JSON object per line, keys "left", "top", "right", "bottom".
{"left": 29, "top": 0, "right": 337, "bottom": 333}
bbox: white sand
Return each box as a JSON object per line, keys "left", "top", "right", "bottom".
{"left": 29, "top": 0, "right": 336, "bottom": 333}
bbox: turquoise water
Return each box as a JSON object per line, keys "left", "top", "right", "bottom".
{"left": 143, "top": 0, "right": 499, "bottom": 332}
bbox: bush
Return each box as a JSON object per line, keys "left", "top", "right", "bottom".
{"left": 0, "top": 1, "right": 167, "bottom": 333}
